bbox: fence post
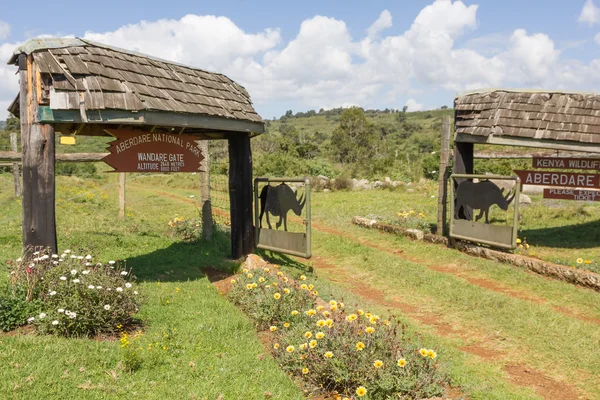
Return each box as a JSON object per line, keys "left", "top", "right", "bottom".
{"left": 436, "top": 115, "right": 451, "bottom": 235}
{"left": 199, "top": 140, "right": 213, "bottom": 241}
{"left": 228, "top": 135, "right": 253, "bottom": 259}
{"left": 119, "top": 172, "right": 126, "bottom": 220}
{"left": 10, "top": 132, "right": 21, "bottom": 197}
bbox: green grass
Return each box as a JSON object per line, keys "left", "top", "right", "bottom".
{"left": 0, "top": 172, "right": 302, "bottom": 399}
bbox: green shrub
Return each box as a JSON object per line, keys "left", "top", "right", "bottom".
{"left": 55, "top": 162, "right": 99, "bottom": 178}
{"left": 11, "top": 250, "right": 140, "bottom": 337}
{"left": 0, "top": 284, "right": 40, "bottom": 332}
{"left": 168, "top": 216, "right": 203, "bottom": 242}
{"left": 228, "top": 268, "right": 447, "bottom": 399}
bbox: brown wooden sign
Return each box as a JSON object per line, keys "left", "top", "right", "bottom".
{"left": 532, "top": 157, "right": 600, "bottom": 171}
{"left": 514, "top": 170, "right": 600, "bottom": 189}
{"left": 544, "top": 188, "right": 600, "bottom": 201}
{"left": 102, "top": 129, "right": 204, "bottom": 173}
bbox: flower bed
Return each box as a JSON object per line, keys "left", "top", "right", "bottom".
{"left": 228, "top": 263, "right": 447, "bottom": 399}
{"left": 5, "top": 249, "right": 140, "bottom": 337}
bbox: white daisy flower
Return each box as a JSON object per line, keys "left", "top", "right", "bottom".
{"left": 70, "top": 269, "right": 77, "bottom": 275}
{"left": 134, "top": 291, "right": 139, "bottom": 295}
{"left": 27, "top": 317, "right": 35, "bottom": 323}
{"left": 125, "top": 283, "right": 132, "bottom": 288}
{"left": 41, "top": 255, "right": 49, "bottom": 260}
{"left": 51, "top": 320, "right": 59, "bottom": 325}
{"left": 49, "top": 291, "right": 57, "bottom": 296}
{"left": 33, "top": 258, "right": 40, "bottom": 262}
{"left": 85, "top": 262, "right": 91, "bottom": 266}
{"left": 52, "top": 261, "right": 59, "bottom": 265}
{"left": 82, "top": 270, "right": 90, "bottom": 275}
{"left": 85, "top": 255, "right": 92, "bottom": 260}
{"left": 70, "top": 255, "right": 77, "bottom": 259}
{"left": 64, "top": 249, "right": 71, "bottom": 254}
{"left": 106, "top": 288, "right": 112, "bottom": 291}
{"left": 29, "top": 263, "right": 35, "bottom": 268}
{"left": 88, "top": 285, "right": 95, "bottom": 289}
{"left": 33, "top": 251, "right": 40, "bottom": 256}
{"left": 104, "top": 305, "right": 111, "bottom": 310}
{"left": 51, "top": 254, "right": 59, "bottom": 259}
{"left": 108, "top": 261, "right": 116, "bottom": 265}
{"left": 39, "top": 313, "right": 46, "bottom": 319}
{"left": 59, "top": 276, "right": 67, "bottom": 281}
{"left": 16, "top": 258, "right": 22, "bottom": 262}
{"left": 58, "top": 308, "right": 64, "bottom": 313}
{"left": 120, "top": 271, "right": 128, "bottom": 276}
{"left": 73, "top": 279, "right": 80, "bottom": 283}
{"left": 96, "top": 286, "right": 102, "bottom": 290}
{"left": 116, "top": 287, "right": 123, "bottom": 292}
{"left": 76, "top": 256, "right": 84, "bottom": 260}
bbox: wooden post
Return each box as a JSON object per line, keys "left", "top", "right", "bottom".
{"left": 119, "top": 172, "right": 126, "bottom": 220}
{"left": 228, "top": 135, "right": 254, "bottom": 259}
{"left": 436, "top": 115, "right": 451, "bottom": 235}
{"left": 19, "top": 54, "right": 57, "bottom": 253}
{"left": 199, "top": 140, "right": 213, "bottom": 241}
{"left": 10, "top": 132, "right": 21, "bottom": 197}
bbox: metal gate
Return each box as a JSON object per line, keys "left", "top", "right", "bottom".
{"left": 254, "top": 177, "right": 311, "bottom": 258}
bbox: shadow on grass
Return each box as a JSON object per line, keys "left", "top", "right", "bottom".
{"left": 521, "top": 219, "right": 600, "bottom": 249}
{"left": 127, "top": 227, "right": 238, "bottom": 283}
{"left": 256, "top": 249, "right": 311, "bottom": 272}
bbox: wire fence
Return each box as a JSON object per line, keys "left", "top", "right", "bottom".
{"left": 208, "top": 140, "right": 230, "bottom": 227}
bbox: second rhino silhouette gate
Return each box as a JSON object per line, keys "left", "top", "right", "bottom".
{"left": 449, "top": 174, "right": 521, "bottom": 249}
{"left": 254, "top": 177, "right": 312, "bottom": 258}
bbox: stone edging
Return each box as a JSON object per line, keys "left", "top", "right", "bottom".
{"left": 351, "top": 216, "right": 600, "bottom": 293}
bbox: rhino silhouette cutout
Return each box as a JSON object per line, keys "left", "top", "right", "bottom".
{"left": 455, "top": 180, "right": 516, "bottom": 224}
{"left": 259, "top": 183, "right": 306, "bottom": 231}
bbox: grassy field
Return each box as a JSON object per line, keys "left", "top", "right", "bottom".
{"left": 1, "top": 170, "right": 599, "bottom": 399}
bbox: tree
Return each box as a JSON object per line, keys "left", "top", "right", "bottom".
{"left": 5, "top": 117, "right": 20, "bottom": 132}
{"left": 331, "top": 108, "right": 379, "bottom": 165}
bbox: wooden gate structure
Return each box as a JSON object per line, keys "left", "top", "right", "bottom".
{"left": 7, "top": 38, "right": 264, "bottom": 259}
{"left": 444, "top": 89, "right": 600, "bottom": 245}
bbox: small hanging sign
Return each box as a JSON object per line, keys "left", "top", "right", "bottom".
{"left": 102, "top": 129, "right": 204, "bottom": 173}
{"left": 543, "top": 188, "right": 600, "bottom": 201}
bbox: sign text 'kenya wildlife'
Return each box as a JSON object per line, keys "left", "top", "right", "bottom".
{"left": 454, "top": 180, "right": 516, "bottom": 224}
{"left": 259, "top": 183, "right": 306, "bottom": 231}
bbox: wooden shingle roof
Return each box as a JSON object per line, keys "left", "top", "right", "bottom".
{"left": 8, "top": 38, "right": 263, "bottom": 133}
{"left": 455, "top": 90, "right": 600, "bottom": 144}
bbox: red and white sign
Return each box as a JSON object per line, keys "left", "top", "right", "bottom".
{"left": 532, "top": 157, "right": 600, "bottom": 171}
{"left": 514, "top": 170, "right": 600, "bottom": 189}
{"left": 102, "top": 129, "right": 204, "bottom": 173}
{"left": 544, "top": 188, "right": 600, "bottom": 201}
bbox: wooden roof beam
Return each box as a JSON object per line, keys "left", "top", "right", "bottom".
{"left": 455, "top": 133, "right": 600, "bottom": 154}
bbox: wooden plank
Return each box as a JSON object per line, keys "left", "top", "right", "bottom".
{"left": 62, "top": 55, "right": 89, "bottom": 75}
{"left": 437, "top": 115, "right": 451, "bottom": 235}
{"left": 19, "top": 54, "right": 57, "bottom": 253}
{"left": 10, "top": 132, "right": 21, "bottom": 197}
{"left": 0, "top": 151, "right": 109, "bottom": 162}
{"left": 474, "top": 151, "right": 600, "bottom": 159}
{"left": 455, "top": 132, "right": 600, "bottom": 153}
{"left": 543, "top": 188, "right": 600, "bottom": 201}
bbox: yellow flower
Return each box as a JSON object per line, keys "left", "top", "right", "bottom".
{"left": 273, "top": 343, "right": 279, "bottom": 349}
{"left": 308, "top": 284, "right": 314, "bottom": 291}
{"left": 283, "top": 277, "right": 289, "bottom": 282}
{"left": 369, "top": 315, "right": 379, "bottom": 324}
{"left": 365, "top": 312, "right": 372, "bottom": 318}
{"left": 577, "top": 258, "right": 584, "bottom": 264}
{"left": 313, "top": 291, "right": 319, "bottom": 296}
{"left": 397, "top": 358, "right": 407, "bottom": 367}
{"left": 516, "top": 238, "right": 522, "bottom": 244}
{"left": 270, "top": 326, "right": 277, "bottom": 332}
{"left": 263, "top": 268, "right": 270, "bottom": 273}
{"left": 284, "top": 323, "right": 290, "bottom": 328}
{"left": 291, "top": 310, "right": 299, "bottom": 316}
{"left": 427, "top": 349, "right": 437, "bottom": 359}
{"left": 373, "top": 360, "right": 383, "bottom": 369}
{"left": 365, "top": 327, "right": 375, "bottom": 334}
{"left": 316, "top": 305, "right": 325, "bottom": 311}
{"left": 259, "top": 277, "right": 265, "bottom": 283}
{"left": 286, "top": 345, "right": 295, "bottom": 353}
{"left": 277, "top": 271, "right": 283, "bottom": 276}
{"left": 346, "top": 314, "right": 358, "bottom": 322}
{"left": 305, "top": 309, "right": 316, "bottom": 317}
{"left": 317, "top": 319, "right": 326, "bottom": 327}
{"left": 339, "top": 302, "right": 345, "bottom": 308}
{"left": 329, "top": 300, "right": 337, "bottom": 307}
{"left": 324, "top": 351, "right": 333, "bottom": 359}
{"left": 247, "top": 273, "right": 253, "bottom": 278}
{"left": 301, "top": 284, "right": 308, "bottom": 290}
{"left": 316, "top": 332, "right": 325, "bottom": 339}
{"left": 265, "top": 285, "right": 271, "bottom": 289}
{"left": 419, "top": 348, "right": 428, "bottom": 357}
{"left": 525, "top": 243, "right": 530, "bottom": 250}
{"left": 331, "top": 305, "right": 338, "bottom": 311}
{"left": 322, "top": 311, "right": 330, "bottom": 317}
{"left": 302, "top": 367, "right": 309, "bottom": 375}
{"left": 304, "top": 331, "right": 313, "bottom": 339}
{"left": 356, "top": 386, "right": 367, "bottom": 397}
{"left": 274, "top": 293, "right": 281, "bottom": 300}
{"left": 230, "top": 279, "right": 236, "bottom": 284}
{"left": 325, "top": 319, "right": 334, "bottom": 328}
{"left": 384, "top": 320, "right": 390, "bottom": 326}
{"left": 357, "top": 309, "right": 364, "bottom": 315}
{"left": 584, "top": 260, "right": 592, "bottom": 264}
{"left": 300, "top": 343, "right": 308, "bottom": 350}
{"left": 309, "top": 340, "right": 317, "bottom": 348}
{"left": 252, "top": 283, "right": 257, "bottom": 288}
{"left": 246, "top": 284, "right": 253, "bottom": 290}
{"left": 284, "top": 288, "right": 290, "bottom": 294}
{"left": 355, "top": 342, "right": 365, "bottom": 351}
{"left": 272, "top": 282, "right": 278, "bottom": 287}
{"left": 300, "top": 275, "right": 306, "bottom": 281}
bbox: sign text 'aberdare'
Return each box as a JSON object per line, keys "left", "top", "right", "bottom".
{"left": 514, "top": 170, "right": 600, "bottom": 189}
{"left": 544, "top": 188, "right": 600, "bottom": 201}
{"left": 102, "top": 130, "right": 204, "bottom": 173}
{"left": 532, "top": 157, "right": 600, "bottom": 171}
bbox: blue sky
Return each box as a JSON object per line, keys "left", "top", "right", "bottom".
{"left": 2, "top": 0, "right": 600, "bottom": 119}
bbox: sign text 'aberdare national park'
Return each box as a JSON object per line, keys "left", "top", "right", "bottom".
{"left": 102, "top": 129, "right": 204, "bottom": 173}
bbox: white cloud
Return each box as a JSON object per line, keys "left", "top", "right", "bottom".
{"left": 595, "top": 32, "right": 600, "bottom": 44}
{"left": 4, "top": 1, "right": 600, "bottom": 120}
{"left": 0, "top": 21, "right": 9, "bottom": 40}
{"left": 404, "top": 98, "right": 424, "bottom": 112}
{"left": 579, "top": 0, "right": 600, "bottom": 26}
{"left": 367, "top": 10, "right": 392, "bottom": 38}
